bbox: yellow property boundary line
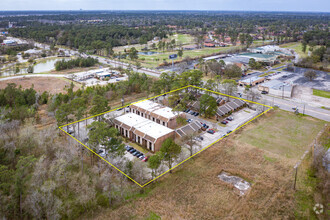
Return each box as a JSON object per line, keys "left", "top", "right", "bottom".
{"left": 59, "top": 85, "right": 272, "bottom": 187}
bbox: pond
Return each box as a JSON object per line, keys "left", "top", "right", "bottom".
{"left": 138, "top": 51, "right": 159, "bottom": 55}
{"left": 0, "top": 57, "right": 71, "bottom": 76}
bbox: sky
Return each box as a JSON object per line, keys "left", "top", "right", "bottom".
{"left": 0, "top": 0, "right": 329, "bottom": 12}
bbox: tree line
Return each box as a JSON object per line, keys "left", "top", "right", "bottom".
{"left": 54, "top": 57, "right": 98, "bottom": 71}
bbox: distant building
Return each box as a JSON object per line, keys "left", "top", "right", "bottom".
{"left": 204, "top": 43, "right": 216, "bottom": 47}
{"left": 2, "top": 40, "right": 17, "bottom": 46}
{"left": 238, "top": 76, "right": 265, "bottom": 86}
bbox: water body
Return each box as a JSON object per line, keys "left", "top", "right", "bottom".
{"left": 138, "top": 51, "right": 159, "bottom": 55}
{"left": 0, "top": 58, "right": 71, "bottom": 76}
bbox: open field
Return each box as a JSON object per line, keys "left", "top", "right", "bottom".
{"left": 168, "top": 33, "right": 195, "bottom": 45}
{"left": 280, "top": 42, "right": 310, "bottom": 59}
{"left": 92, "top": 110, "right": 326, "bottom": 219}
{"left": 236, "top": 110, "right": 325, "bottom": 159}
{"left": 313, "top": 89, "right": 330, "bottom": 99}
{"left": 118, "top": 41, "right": 267, "bottom": 68}
{"left": 0, "top": 77, "right": 81, "bottom": 94}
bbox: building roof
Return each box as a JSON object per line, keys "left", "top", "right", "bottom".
{"left": 216, "top": 99, "right": 245, "bottom": 117}
{"left": 239, "top": 76, "right": 265, "bottom": 84}
{"left": 131, "top": 100, "right": 177, "bottom": 121}
{"left": 176, "top": 121, "right": 202, "bottom": 137}
{"left": 115, "top": 113, "right": 174, "bottom": 140}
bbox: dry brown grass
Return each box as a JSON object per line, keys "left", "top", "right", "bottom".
{"left": 94, "top": 137, "right": 297, "bottom": 220}
{"left": 0, "top": 77, "right": 81, "bottom": 94}
{"left": 90, "top": 110, "right": 325, "bottom": 220}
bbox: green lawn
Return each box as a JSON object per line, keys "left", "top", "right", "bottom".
{"left": 280, "top": 42, "right": 310, "bottom": 59}
{"left": 169, "top": 33, "right": 195, "bottom": 45}
{"left": 237, "top": 110, "right": 325, "bottom": 159}
{"left": 121, "top": 40, "right": 266, "bottom": 69}
{"left": 313, "top": 89, "right": 330, "bottom": 99}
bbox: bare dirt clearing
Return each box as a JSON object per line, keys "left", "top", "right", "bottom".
{"left": 0, "top": 77, "right": 81, "bottom": 94}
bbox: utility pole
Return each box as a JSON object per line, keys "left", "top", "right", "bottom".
{"left": 293, "top": 165, "right": 298, "bottom": 190}
{"left": 303, "top": 104, "right": 305, "bottom": 115}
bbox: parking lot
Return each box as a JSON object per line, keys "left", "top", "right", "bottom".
{"left": 183, "top": 107, "right": 260, "bottom": 151}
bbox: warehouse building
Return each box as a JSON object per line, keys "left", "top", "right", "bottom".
{"left": 114, "top": 113, "right": 175, "bottom": 152}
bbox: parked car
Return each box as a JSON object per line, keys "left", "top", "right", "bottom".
{"left": 139, "top": 155, "right": 145, "bottom": 160}
{"left": 66, "top": 128, "right": 74, "bottom": 134}
{"left": 261, "top": 91, "right": 268, "bottom": 94}
{"left": 190, "top": 111, "right": 196, "bottom": 115}
{"left": 274, "top": 104, "right": 280, "bottom": 108}
{"left": 227, "top": 130, "right": 232, "bottom": 134}
{"left": 226, "top": 116, "right": 234, "bottom": 121}
{"left": 221, "top": 120, "right": 228, "bottom": 124}
{"left": 185, "top": 109, "right": 190, "bottom": 113}
{"left": 98, "top": 149, "right": 107, "bottom": 157}
{"left": 125, "top": 145, "right": 132, "bottom": 151}
{"left": 132, "top": 151, "right": 140, "bottom": 156}
{"left": 194, "top": 136, "right": 204, "bottom": 141}
{"left": 193, "top": 112, "right": 199, "bottom": 116}
{"left": 129, "top": 148, "right": 136, "bottom": 153}
{"left": 207, "top": 129, "right": 215, "bottom": 134}
{"left": 187, "top": 119, "right": 193, "bottom": 123}
{"left": 201, "top": 123, "right": 209, "bottom": 129}
{"left": 117, "top": 108, "right": 123, "bottom": 111}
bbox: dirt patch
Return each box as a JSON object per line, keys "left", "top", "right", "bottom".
{"left": 0, "top": 77, "right": 81, "bottom": 94}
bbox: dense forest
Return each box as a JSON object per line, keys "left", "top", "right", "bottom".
{"left": 3, "top": 11, "right": 329, "bottom": 53}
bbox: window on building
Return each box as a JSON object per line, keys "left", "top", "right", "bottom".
{"left": 149, "top": 142, "right": 152, "bottom": 149}
{"left": 138, "top": 136, "right": 140, "bottom": 143}
{"left": 163, "top": 122, "right": 165, "bottom": 126}
{"left": 153, "top": 117, "right": 155, "bottom": 121}
{"left": 125, "top": 130, "right": 128, "bottom": 137}
{"left": 141, "top": 113, "right": 144, "bottom": 117}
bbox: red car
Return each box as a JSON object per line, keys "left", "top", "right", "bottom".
{"left": 221, "top": 120, "right": 228, "bottom": 124}
{"left": 142, "top": 156, "right": 148, "bottom": 162}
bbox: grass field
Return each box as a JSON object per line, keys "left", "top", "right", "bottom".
{"left": 313, "top": 89, "right": 330, "bottom": 99}
{"left": 169, "top": 33, "right": 195, "bottom": 45}
{"left": 280, "top": 42, "right": 310, "bottom": 59}
{"left": 236, "top": 110, "right": 325, "bottom": 159}
{"left": 120, "top": 40, "right": 266, "bottom": 69}
{"left": 92, "top": 110, "right": 326, "bottom": 220}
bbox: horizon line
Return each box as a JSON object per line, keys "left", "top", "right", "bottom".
{"left": 0, "top": 9, "right": 329, "bottom": 13}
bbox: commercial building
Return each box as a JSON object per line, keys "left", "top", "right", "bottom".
{"left": 1, "top": 40, "right": 17, "bottom": 46}
{"left": 130, "top": 100, "right": 183, "bottom": 129}
{"left": 238, "top": 76, "right": 265, "bottom": 86}
{"left": 114, "top": 113, "right": 175, "bottom": 152}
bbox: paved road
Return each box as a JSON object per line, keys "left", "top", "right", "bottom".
{"left": 236, "top": 86, "right": 330, "bottom": 121}
{"left": 261, "top": 94, "right": 330, "bottom": 121}
{"left": 0, "top": 74, "right": 66, "bottom": 81}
